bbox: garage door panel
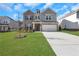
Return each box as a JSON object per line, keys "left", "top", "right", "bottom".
{"left": 42, "top": 25, "right": 57, "bottom": 31}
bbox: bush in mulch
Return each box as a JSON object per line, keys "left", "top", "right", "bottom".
{"left": 16, "top": 33, "right": 27, "bottom": 39}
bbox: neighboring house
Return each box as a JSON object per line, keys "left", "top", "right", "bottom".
{"left": 60, "top": 10, "right": 79, "bottom": 30}
{"left": 8, "top": 17, "right": 19, "bottom": 31}
{"left": 23, "top": 8, "right": 58, "bottom": 31}
{"left": 61, "top": 19, "right": 79, "bottom": 30}
{"left": 0, "top": 16, "right": 9, "bottom": 32}
{"left": 0, "top": 16, "right": 18, "bottom": 32}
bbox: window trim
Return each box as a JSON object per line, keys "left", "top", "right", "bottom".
{"left": 77, "top": 11, "right": 79, "bottom": 18}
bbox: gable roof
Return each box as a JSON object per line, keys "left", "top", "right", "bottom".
{"left": 59, "top": 8, "right": 79, "bottom": 20}
{"left": 0, "top": 16, "right": 8, "bottom": 19}
{"left": 41, "top": 8, "right": 56, "bottom": 14}
{"left": 0, "top": 16, "right": 16, "bottom": 22}
{"left": 23, "top": 10, "right": 34, "bottom": 16}
{"left": 59, "top": 11, "right": 76, "bottom": 20}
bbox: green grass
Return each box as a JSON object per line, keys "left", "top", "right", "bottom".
{"left": 62, "top": 30, "right": 79, "bottom": 36}
{"left": 0, "top": 32, "right": 56, "bottom": 56}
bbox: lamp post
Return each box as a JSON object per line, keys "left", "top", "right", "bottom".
{"left": 16, "top": 11, "right": 22, "bottom": 38}
{"left": 17, "top": 11, "right": 21, "bottom": 31}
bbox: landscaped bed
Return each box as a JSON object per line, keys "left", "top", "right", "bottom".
{"left": 0, "top": 32, "right": 56, "bottom": 56}
{"left": 62, "top": 30, "right": 79, "bottom": 36}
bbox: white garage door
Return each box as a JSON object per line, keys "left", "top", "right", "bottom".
{"left": 42, "top": 25, "right": 57, "bottom": 31}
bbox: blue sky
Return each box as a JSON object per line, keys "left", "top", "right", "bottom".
{"left": 0, "top": 3, "right": 79, "bottom": 21}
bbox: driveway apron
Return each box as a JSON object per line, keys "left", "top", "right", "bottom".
{"left": 43, "top": 32, "right": 79, "bottom": 56}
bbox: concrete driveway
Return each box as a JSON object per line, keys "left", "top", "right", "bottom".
{"left": 42, "top": 32, "right": 79, "bottom": 56}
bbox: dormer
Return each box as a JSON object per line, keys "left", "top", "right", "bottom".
{"left": 36, "top": 9, "right": 40, "bottom": 14}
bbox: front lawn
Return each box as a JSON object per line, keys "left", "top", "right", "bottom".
{"left": 0, "top": 32, "right": 56, "bottom": 56}
{"left": 62, "top": 30, "right": 79, "bottom": 36}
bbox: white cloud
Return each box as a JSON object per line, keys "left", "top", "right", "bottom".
{"left": 12, "top": 13, "right": 23, "bottom": 20}
{"left": 57, "top": 11, "right": 70, "bottom": 20}
{"left": 0, "top": 4, "right": 12, "bottom": 11}
{"left": 71, "top": 4, "right": 79, "bottom": 11}
{"left": 24, "top": 3, "right": 37, "bottom": 6}
{"left": 57, "top": 4, "right": 79, "bottom": 23}
{"left": 57, "top": 10, "right": 72, "bottom": 24}
{"left": 24, "top": 3, "right": 39, "bottom": 8}
{"left": 14, "top": 4, "right": 22, "bottom": 10}
{"left": 56, "top": 5, "right": 68, "bottom": 12}
{"left": 40, "top": 3, "right": 54, "bottom": 11}
{"left": 43, "top": 3, "right": 53, "bottom": 9}
{"left": 12, "top": 14, "right": 18, "bottom": 20}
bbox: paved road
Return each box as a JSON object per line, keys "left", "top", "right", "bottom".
{"left": 42, "top": 32, "right": 79, "bottom": 56}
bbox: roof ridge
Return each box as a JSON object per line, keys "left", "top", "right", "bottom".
{"left": 41, "top": 8, "right": 56, "bottom": 14}
{"left": 23, "top": 10, "right": 34, "bottom": 15}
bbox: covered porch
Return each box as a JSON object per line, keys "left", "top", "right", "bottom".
{"left": 32, "top": 21, "right": 42, "bottom": 31}
{"left": 0, "top": 24, "right": 9, "bottom": 32}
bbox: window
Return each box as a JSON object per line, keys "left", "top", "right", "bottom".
{"left": 30, "top": 16, "right": 33, "bottom": 20}
{"left": 30, "top": 17, "right": 32, "bottom": 20}
{"left": 35, "top": 16, "right": 40, "bottom": 20}
{"left": 36, "top": 9, "right": 40, "bottom": 14}
{"left": 49, "top": 16, "right": 51, "bottom": 20}
{"left": 35, "top": 16, "right": 37, "bottom": 19}
{"left": 37, "top": 11, "right": 40, "bottom": 14}
{"left": 77, "top": 11, "right": 79, "bottom": 18}
{"left": 46, "top": 16, "right": 48, "bottom": 20}
{"left": 38, "top": 16, "right": 40, "bottom": 19}
{"left": 24, "top": 16, "right": 28, "bottom": 20}
{"left": 46, "top": 16, "right": 52, "bottom": 20}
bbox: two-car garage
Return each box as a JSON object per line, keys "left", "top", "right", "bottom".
{"left": 33, "top": 21, "right": 58, "bottom": 32}
{"left": 42, "top": 25, "right": 58, "bottom": 32}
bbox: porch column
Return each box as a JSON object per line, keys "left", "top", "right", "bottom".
{"left": 1, "top": 26, "right": 3, "bottom": 31}
{"left": 33, "top": 23, "right": 35, "bottom": 30}
{"left": 40, "top": 24, "right": 42, "bottom": 31}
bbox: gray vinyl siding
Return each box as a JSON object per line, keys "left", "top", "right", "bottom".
{"left": 39, "top": 14, "right": 57, "bottom": 21}
{"left": 61, "top": 19, "right": 79, "bottom": 29}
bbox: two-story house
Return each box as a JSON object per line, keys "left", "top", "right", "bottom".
{"left": 23, "top": 8, "right": 58, "bottom": 31}
{"left": 60, "top": 10, "right": 79, "bottom": 30}
{"left": 0, "top": 16, "right": 18, "bottom": 32}
{"left": 0, "top": 16, "right": 9, "bottom": 32}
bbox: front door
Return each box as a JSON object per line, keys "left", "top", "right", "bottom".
{"left": 35, "top": 24, "right": 40, "bottom": 31}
